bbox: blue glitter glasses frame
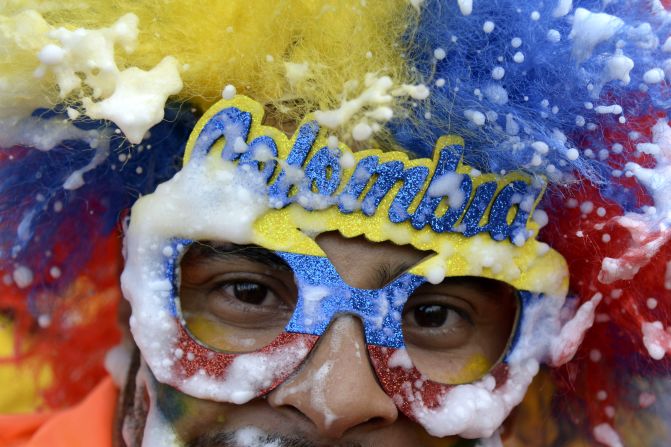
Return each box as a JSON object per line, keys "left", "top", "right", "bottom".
{"left": 165, "top": 239, "right": 533, "bottom": 358}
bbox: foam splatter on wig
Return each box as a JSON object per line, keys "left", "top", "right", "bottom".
{"left": 0, "top": 0, "right": 670, "bottom": 444}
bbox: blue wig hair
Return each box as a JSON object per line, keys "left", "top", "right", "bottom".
{"left": 0, "top": 104, "right": 196, "bottom": 315}
{"left": 393, "top": 0, "right": 670, "bottom": 193}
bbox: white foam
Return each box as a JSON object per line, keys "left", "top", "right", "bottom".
{"left": 605, "top": 52, "right": 635, "bottom": 86}
{"left": 595, "top": 104, "right": 623, "bottom": 115}
{"left": 483, "top": 84, "right": 508, "bottom": 105}
{"left": 284, "top": 61, "right": 310, "bottom": 86}
{"left": 643, "top": 68, "right": 665, "bottom": 84}
{"left": 593, "top": 423, "right": 623, "bottom": 447}
{"left": 83, "top": 56, "right": 182, "bottom": 144}
{"left": 553, "top": 0, "right": 573, "bottom": 17}
{"left": 550, "top": 294, "right": 601, "bottom": 365}
{"left": 410, "top": 290, "right": 601, "bottom": 438}
{"left": 464, "top": 109, "right": 486, "bottom": 126}
{"left": 491, "top": 66, "right": 505, "bottom": 80}
{"left": 547, "top": 29, "right": 561, "bottom": 43}
{"left": 457, "top": 0, "right": 473, "bottom": 16}
{"left": 313, "top": 73, "right": 428, "bottom": 139}
{"left": 388, "top": 348, "right": 414, "bottom": 370}
{"left": 660, "top": 32, "right": 671, "bottom": 53}
{"left": 12, "top": 265, "right": 33, "bottom": 289}
{"left": 427, "top": 172, "right": 465, "bottom": 208}
{"left": 233, "top": 427, "right": 281, "bottom": 447}
{"left": 409, "top": 0, "right": 425, "bottom": 12}
{"left": 476, "top": 431, "right": 503, "bottom": 447}
{"left": 569, "top": 8, "right": 624, "bottom": 63}
{"left": 409, "top": 357, "right": 539, "bottom": 438}
{"left": 601, "top": 119, "right": 671, "bottom": 283}
{"left": 180, "top": 340, "right": 309, "bottom": 404}
{"left": 0, "top": 116, "right": 106, "bottom": 152}
{"left": 36, "top": 13, "right": 183, "bottom": 144}
{"left": 221, "top": 84, "right": 237, "bottom": 100}
{"left": 63, "top": 137, "right": 111, "bottom": 190}
{"left": 104, "top": 342, "right": 133, "bottom": 388}
{"left": 642, "top": 321, "right": 671, "bottom": 360}
{"left": 137, "top": 363, "right": 179, "bottom": 447}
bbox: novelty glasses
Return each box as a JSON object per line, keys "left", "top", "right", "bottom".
{"left": 163, "top": 237, "right": 532, "bottom": 419}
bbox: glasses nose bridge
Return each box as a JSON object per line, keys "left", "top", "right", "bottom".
{"left": 277, "top": 251, "right": 428, "bottom": 348}
{"left": 286, "top": 279, "right": 427, "bottom": 352}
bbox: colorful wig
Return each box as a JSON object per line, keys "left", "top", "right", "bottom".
{"left": 0, "top": 0, "right": 670, "bottom": 444}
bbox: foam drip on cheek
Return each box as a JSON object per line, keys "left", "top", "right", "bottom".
{"left": 270, "top": 319, "right": 359, "bottom": 430}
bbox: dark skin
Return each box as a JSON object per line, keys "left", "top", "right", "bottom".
{"left": 116, "top": 232, "right": 517, "bottom": 446}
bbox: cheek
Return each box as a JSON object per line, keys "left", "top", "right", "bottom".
{"left": 152, "top": 381, "right": 236, "bottom": 442}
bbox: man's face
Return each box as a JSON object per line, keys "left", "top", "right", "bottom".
{"left": 121, "top": 231, "right": 517, "bottom": 447}
{"left": 120, "top": 97, "right": 575, "bottom": 445}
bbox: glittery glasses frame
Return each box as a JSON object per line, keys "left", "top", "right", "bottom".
{"left": 162, "top": 238, "right": 534, "bottom": 422}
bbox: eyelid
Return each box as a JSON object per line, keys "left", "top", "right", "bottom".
{"left": 181, "top": 252, "right": 291, "bottom": 280}
{"left": 406, "top": 286, "right": 478, "bottom": 322}
{"left": 207, "top": 271, "right": 298, "bottom": 305}
{"left": 181, "top": 243, "right": 292, "bottom": 272}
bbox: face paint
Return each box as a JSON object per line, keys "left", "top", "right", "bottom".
{"left": 122, "top": 96, "right": 589, "bottom": 439}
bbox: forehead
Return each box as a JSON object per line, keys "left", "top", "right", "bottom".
{"left": 131, "top": 96, "right": 568, "bottom": 297}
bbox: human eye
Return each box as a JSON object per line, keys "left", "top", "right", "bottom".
{"left": 206, "top": 275, "right": 294, "bottom": 318}
{"left": 402, "top": 295, "right": 474, "bottom": 350}
{"left": 400, "top": 277, "right": 518, "bottom": 385}
{"left": 177, "top": 242, "right": 297, "bottom": 353}
{"left": 215, "top": 281, "right": 273, "bottom": 306}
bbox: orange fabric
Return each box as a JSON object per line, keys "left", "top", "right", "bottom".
{"left": 0, "top": 377, "right": 117, "bottom": 447}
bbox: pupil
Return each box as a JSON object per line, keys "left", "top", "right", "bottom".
{"left": 414, "top": 304, "right": 447, "bottom": 327}
{"left": 233, "top": 282, "right": 267, "bottom": 305}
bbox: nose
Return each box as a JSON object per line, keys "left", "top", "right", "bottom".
{"left": 267, "top": 315, "right": 398, "bottom": 439}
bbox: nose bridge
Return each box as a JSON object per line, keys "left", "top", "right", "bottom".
{"left": 279, "top": 251, "right": 425, "bottom": 349}
{"left": 268, "top": 315, "right": 399, "bottom": 438}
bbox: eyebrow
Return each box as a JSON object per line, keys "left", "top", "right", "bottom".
{"left": 420, "top": 276, "right": 517, "bottom": 300}
{"left": 183, "top": 242, "right": 433, "bottom": 289}
{"left": 181, "top": 242, "right": 291, "bottom": 270}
